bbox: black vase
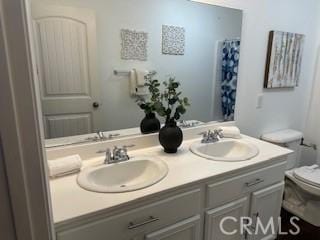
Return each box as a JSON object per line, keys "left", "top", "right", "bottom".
{"left": 159, "top": 120, "right": 183, "bottom": 153}
{"left": 140, "top": 113, "right": 161, "bottom": 134}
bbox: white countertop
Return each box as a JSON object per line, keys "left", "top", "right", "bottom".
{"left": 49, "top": 135, "right": 292, "bottom": 224}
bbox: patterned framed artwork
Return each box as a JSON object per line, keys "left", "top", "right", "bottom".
{"left": 264, "top": 31, "right": 305, "bottom": 88}
{"left": 121, "top": 29, "right": 148, "bottom": 61}
{"left": 162, "top": 25, "right": 185, "bottom": 55}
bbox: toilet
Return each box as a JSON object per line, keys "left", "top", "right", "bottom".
{"left": 262, "top": 129, "right": 320, "bottom": 227}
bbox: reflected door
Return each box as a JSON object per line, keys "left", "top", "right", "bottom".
{"left": 32, "top": 4, "right": 102, "bottom": 138}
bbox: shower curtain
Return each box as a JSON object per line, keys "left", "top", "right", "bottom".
{"left": 221, "top": 39, "right": 240, "bottom": 121}
{"left": 304, "top": 48, "right": 320, "bottom": 164}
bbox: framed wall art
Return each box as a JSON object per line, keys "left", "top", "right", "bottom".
{"left": 121, "top": 29, "right": 148, "bottom": 61}
{"left": 264, "top": 31, "right": 305, "bottom": 88}
{"left": 162, "top": 25, "right": 185, "bottom": 55}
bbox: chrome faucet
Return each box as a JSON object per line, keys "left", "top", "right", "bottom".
{"left": 102, "top": 145, "right": 135, "bottom": 164}
{"left": 179, "top": 120, "right": 201, "bottom": 128}
{"left": 86, "top": 131, "right": 107, "bottom": 141}
{"left": 200, "top": 129, "right": 224, "bottom": 144}
{"left": 86, "top": 132, "right": 120, "bottom": 142}
{"left": 97, "top": 131, "right": 106, "bottom": 140}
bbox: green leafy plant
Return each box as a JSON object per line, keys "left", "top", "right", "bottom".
{"left": 136, "top": 72, "right": 161, "bottom": 115}
{"left": 155, "top": 77, "right": 190, "bottom": 124}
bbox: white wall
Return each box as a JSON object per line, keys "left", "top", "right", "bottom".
{"left": 98, "top": 0, "right": 242, "bottom": 130}
{"left": 300, "top": 4, "right": 320, "bottom": 166}
{"left": 196, "top": 0, "right": 320, "bottom": 138}
{"left": 33, "top": 0, "right": 242, "bottom": 131}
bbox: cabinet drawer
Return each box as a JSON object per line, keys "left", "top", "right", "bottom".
{"left": 57, "top": 188, "right": 201, "bottom": 240}
{"left": 206, "top": 162, "right": 286, "bottom": 209}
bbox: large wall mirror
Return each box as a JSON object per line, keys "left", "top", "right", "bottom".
{"left": 30, "top": 0, "right": 243, "bottom": 147}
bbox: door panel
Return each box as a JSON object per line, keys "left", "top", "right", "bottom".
{"left": 36, "top": 18, "right": 90, "bottom": 96}
{"left": 205, "top": 197, "right": 249, "bottom": 240}
{"left": 45, "top": 114, "right": 92, "bottom": 139}
{"left": 145, "top": 215, "right": 201, "bottom": 240}
{"left": 249, "top": 182, "right": 285, "bottom": 240}
{"left": 32, "top": 4, "right": 101, "bottom": 138}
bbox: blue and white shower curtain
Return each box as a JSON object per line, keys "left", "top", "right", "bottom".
{"left": 221, "top": 40, "right": 240, "bottom": 121}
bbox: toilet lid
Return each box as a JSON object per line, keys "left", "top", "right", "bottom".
{"left": 293, "top": 165, "right": 320, "bottom": 188}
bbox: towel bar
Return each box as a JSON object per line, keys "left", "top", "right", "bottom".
{"left": 113, "top": 70, "right": 157, "bottom": 76}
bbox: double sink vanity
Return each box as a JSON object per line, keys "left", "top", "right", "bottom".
{"left": 29, "top": 1, "right": 293, "bottom": 239}
{"left": 47, "top": 123, "right": 292, "bottom": 240}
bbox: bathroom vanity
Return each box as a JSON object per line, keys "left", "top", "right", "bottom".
{"left": 48, "top": 126, "right": 292, "bottom": 240}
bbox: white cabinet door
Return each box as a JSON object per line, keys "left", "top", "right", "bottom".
{"left": 145, "top": 215, "right": 201, "bottom": 240}
{"left": 205, "top": 197, "right": 249, "bottom": 240}
{"left": 32, "top": 3, "right": 102, "bottom": 138}
{"left": 249, "top": 182, "right": 285, "bottom": 240}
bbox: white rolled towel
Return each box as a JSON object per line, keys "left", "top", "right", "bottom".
{"left": 48, "top": 155, "right": 82, "bottom": 178}
{"left": 220, "top": 126, "right": 241, "bottom": 139}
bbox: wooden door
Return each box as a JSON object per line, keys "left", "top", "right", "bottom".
{"left": 205, "top": 197, "right": 249, "bottom": 240}
{"left": 32, "top": 3, "right": 102, "bottom": 138}
{"left": 145, "top": 215, "right": 201, "bottom": 240}
{"left": 249, "top": 182, "right": 285, "bottom": 240}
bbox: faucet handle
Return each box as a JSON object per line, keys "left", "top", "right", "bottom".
{"left": 213, "top": 128, "right": 224, "bottom": 138}
{"left": 113, "top": 145, "right": 120, "bottom": 154}
{"left": 215, "top": 128, "right": 223, "bottom": 132}
{"left": 113, "top": 146, "right": 130, "bottom": 161}
{"left": 97, "top": 130, "right": 106, "bottom": 140}
{"left": 108, "top": 133, "right": 120, "bottom": 139}
{"left": 120, "top": 144, "right": 136, "bottom": 155}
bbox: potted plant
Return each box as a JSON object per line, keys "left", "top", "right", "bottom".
{"left": 136, "top": 72, "right": 161, "bottom": 134}
{"left": 155, "top": 77, "right": 190, "bottom": 153}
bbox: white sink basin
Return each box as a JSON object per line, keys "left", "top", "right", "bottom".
{"left": 190, "top": 139, "right": 259, "bottom": 162}
{"left": 77, "top": 158, "right": 168, "bottom": 193}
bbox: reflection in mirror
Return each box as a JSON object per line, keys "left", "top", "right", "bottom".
{"left": 30, "top": 0, "right": 243, "bottom": 146}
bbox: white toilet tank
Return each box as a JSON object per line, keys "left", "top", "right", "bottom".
{"left": 261, "top": 129, "right": 303, "bottom": 170}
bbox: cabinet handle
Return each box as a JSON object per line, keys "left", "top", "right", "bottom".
{"left": 128, "top": 216, "right": 159, "bottom": 230}
{"left": 245, "top": 178, "right": 264, "bottom": 187}
{"left": 243, "top": 212, "right": 259, "bottom": 239}
{"left": 250, "top": 212, "right": 260, "bottom": 231}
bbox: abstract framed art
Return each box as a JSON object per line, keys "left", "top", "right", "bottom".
{"left": 121, "top": 29, "right": 148, "bottom": 61}
{"left": 264, "top": 31, "right": 305, "bottom": 88}
{"left": 162, "top": 25, "right": 185, "bottom": 55}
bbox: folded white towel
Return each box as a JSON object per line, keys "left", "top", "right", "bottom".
{"left": 136, "top": 69, "right": 148, "bottom": 87}
{"left": 220, "top": 126, "right": 241, "bottom": 139}
{"left": 48, "top": 155, "right": 82, "bottom": 178}
{"left": 129, "top": 69, "right": 137, "bottom": 96}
